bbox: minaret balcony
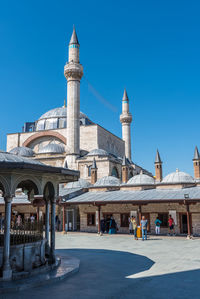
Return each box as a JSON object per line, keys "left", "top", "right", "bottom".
{"left": 64, "top": 63, "right": 83, "bottom": 80}
{"left": 120, "top": 113, "right": 132, "bottom": 124}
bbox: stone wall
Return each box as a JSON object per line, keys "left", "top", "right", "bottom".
{"left": 97, "top": 126, "right": 125, "bottom": 158}
{"left": 78, "top": 203, "right": 200, "bottom": 235}
{"left": 0, "top": 240, "right": 46, "bottom": 272}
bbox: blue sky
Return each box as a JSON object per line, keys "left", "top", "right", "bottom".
{"left": 0, "top": 0, "right": 200, "bottom": 176}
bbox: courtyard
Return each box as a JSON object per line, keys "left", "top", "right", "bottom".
{"left": 3, "top": 232, "right": 200, "bottom": 299}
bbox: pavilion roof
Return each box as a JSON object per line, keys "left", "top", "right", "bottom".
{"left": 0, "top": 151, "right": 78, "bottom": 177}
{"left": 62, "top": 186, "right": 200, "bottom": 204}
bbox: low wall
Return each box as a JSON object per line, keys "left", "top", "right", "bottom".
{"left": 0, "top": 239, "right": 46, "bottom": 273}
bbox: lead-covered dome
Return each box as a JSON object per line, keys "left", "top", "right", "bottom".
{"left": 9, "top": 146, "right": 35, "bottom": 157}
{"left": 65, "top": 178, "right": 92, "bottom": 189}
{"left": 94, "top": 176, "right": 120, "bottom": 187}
{"left": 87, "top": 149, "right": 109, "bottom": 157}
{"left": 38, "top": 143, "right": 65, "bottom": 154}
{"left": 36, "top": 106, "right": 92, "bottom": 131}
{"left": 127, "top": 173, "right": 155, "bottom": 185}
{"left": 162, "top": 169, "right": 195, "bottom": 184}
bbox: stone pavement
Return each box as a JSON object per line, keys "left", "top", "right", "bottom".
{"left": 3, "top": 233, "right": 200, "bottom": 299}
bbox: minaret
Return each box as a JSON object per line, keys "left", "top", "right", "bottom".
{"left": 155, "top": 149, "right": 163, "bottom": 182}
{"left": 193, "top": 146, "right": 200, "bottom": 179}
{"left": 122, "top": 156, "right": 129, "bottom": 183}
{"left": 91, "top": 158, "right": 98, "bottom": 184}
{"left": 64, "top": 26, "right": 83, "bottom": 169}
{"left": 120, "top": 89, "right": 132, "bottom": 161}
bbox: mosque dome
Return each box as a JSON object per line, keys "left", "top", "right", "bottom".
{"left": 38, "top": 143, "right": 65, "bottom": 154}
{"left": 87, "top": 149, "right": 109, "bottom": 157}
{"left": 94, "top": 176, "right": 120, "bottom": 187}
{"left": 36, "top": 106, "right": 92, "bottom": 131}
{"left": 127, "top": 173, "right": 155, "bottom": 185}
{"left": 65, "top": 178, "right": 92, "bottom": 189}
{"left": 162, "top": 169, "right": 195, "bottom": 184}
{"left": 9, "top": 146, "right": 35, "bottom": 157}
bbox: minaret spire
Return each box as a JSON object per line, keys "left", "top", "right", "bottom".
{"left": 69, "top": 25, "right": 79, "bottom": 45}
{"left": 193, "top": 146, "right": 200, "bottom": 179}
{"left": 154, "top": 149, "right": 163, "bottom": 182}
{"left": 64, "top": 26, "right": 83, "bottom": 169}
{"left": 120, "top": 89, "right": 132, "bottom": 160}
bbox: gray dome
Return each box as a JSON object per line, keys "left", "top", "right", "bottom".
{"left": 0, "top": 151, "right": 44, "bottom": 166}
{"left": 39, "top": 107, "right": 87, "bottom": 120}
{"left": 65, "top": 178, "right": 92, "bottom": 189}
{"left": 10, "top": 146, "right": 35, "bottom": 157}
{"left": 38, "top": 143, "right": 65, "bottom": 154}
{"left": 36, "top": 106, "right": 90, "bottom": 131}
{"left": 127, "top": 173, "right": 155, "bottom": 185}
{"left": 162, "top": 169, "right": 195, "bottom": 184}
{"left": 94, "top": 176, "right": 120, "bottom": 187}
{"left": 87, "top": 149, "right": 109, "bottom": 157}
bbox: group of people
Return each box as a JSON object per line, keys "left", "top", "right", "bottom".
{"left": 100, "top": 216, "right": 117, "bottom": 234}
{"left": 129, "top": 214, "right": 176, "bottom": 241}
{"left": 155, "top": 214, "right": 175, "bottom": 236}
{"left": 129, "top": 216, "right": 148, "bottom": 241}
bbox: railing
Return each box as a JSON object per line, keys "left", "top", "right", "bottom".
{"left": 0, "top": 220, "right": 44, "bottom": 246}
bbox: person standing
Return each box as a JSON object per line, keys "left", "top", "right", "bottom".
{"left": 131, "top": 216, "right": 138, "bottom": 240}
{"left": 109, "top": 216, "right": 116, "bottom": 234}
{"left": 141, "top": 216, "right": 148, "bottom": 241}
{"left": 30, "top": 214, "right": 35, "bottom": 223}
{"left": 168, "top": 214, "right": 175, "bottom": 236}
{"left": 155, "top": 217, "right": 162, "bottom": 235}
{"left": 129, "top": 217, "right": 133, "bottom": 234}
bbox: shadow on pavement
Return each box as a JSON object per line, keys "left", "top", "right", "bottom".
{"left": 4, "top": 249, "right": 200, "bottom": 299}
{"left": 3, "top": 248, "right": 154, "bottom": 299}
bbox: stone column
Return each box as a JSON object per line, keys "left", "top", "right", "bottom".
{"left": 97, "top": 206, "right": 101, "bottom": 234}
{"left": 3, "top": 196, "right": 12, "bottom": 280}
{"left": 186, "top": 204, "right": 191, "bottom": 238}
{"left": 62, "top": 205, "right": 66, "bottom": 234}
{"left": 50, "top": 198, "right": 56, "bottom": 263}
{"left": 138, "top": 206, "right": 142, "bottom": 225}
{"left": 45, "top": 199, "right": 50, "bottom": 255}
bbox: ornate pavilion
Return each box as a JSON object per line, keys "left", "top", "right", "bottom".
{"left": 0, "top": 150, "right": 78, "bottom": 281}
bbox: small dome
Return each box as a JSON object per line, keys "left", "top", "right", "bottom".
{"left": 87, "top": 149, "right": 108, "bottom": 157}
{"left": 94, "top": 176, "right": 120, "bottom": 187}
{"left": 38, "top": 143, "right": 65, "bottom": 154}
{"left": 127, "top": 173, "right": 155, "bottom": 185}
{"left": 162, "top": 169, "right": 195, "bottom": 184}
{"left": 65, "top": 178, "right": 92, "bottom": 189}
{"left": 10, "top": 146, "right": 35, "bottom": 157}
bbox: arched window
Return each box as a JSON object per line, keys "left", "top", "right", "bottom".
{"left": 88, "top": 165, "right": 92, "bottom": 177}
{"left": 111, "top": 167, "right": 119, "bottom": 178}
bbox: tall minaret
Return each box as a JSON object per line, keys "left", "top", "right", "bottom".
{"left": 64, "top": 26, "right": 83, "bottom": 169}
{"left": 120, "top": 89, "right": 132, "bottom": 161}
